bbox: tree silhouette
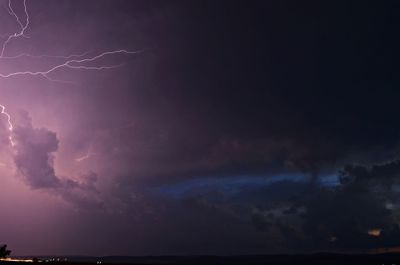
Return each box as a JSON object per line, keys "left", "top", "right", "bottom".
{"left": 0, "top": 244, "right": 11, "bottom": 258}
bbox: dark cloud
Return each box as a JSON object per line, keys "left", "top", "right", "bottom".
{"left": 301, "top": 160, "right": 400, "bottom": 251}
{"left": 13, "top": 117, "right": 60, "bottom": 189}
{"left": 12, "top": 112, "right": 102, "bottom": 209}
{"left": 160, "top": 160, "right": 400, "bottom": 252}
{"left": 2, "top": 0, "right": 400, "bottom": 256}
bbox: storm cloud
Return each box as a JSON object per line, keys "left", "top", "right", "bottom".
{"left": 12, "top": 112, "right": 102, "bottom": 209}
{"left": 1, "top": 0, "right": 400, "bottom": 256}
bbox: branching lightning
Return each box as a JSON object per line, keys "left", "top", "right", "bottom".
{"left": 0, "top": 0, "right": 142, "bottom": 148}
{"left": 1, "top": 0, "right": 29, "bottom": 58}
{"left": 0, "top": 49, "right": 141, "bottom": 82}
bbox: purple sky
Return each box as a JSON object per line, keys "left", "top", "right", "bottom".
{"left": 0, "top": 0, "right": 170, "bottom": 255}
{"left": 2, "top": 0, "right": 400, "bottom": 256}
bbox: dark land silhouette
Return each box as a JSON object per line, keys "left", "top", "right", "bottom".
{"left": 0, "top": 245, "right": 11, "bottom": 259}
{"left": 2, "top": 253, "right": 400, "bottom": 265}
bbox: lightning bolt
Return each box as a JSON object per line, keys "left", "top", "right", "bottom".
{"left": 1, "top": 0, "right": 29, "bottom": 58}
{"left": 74, "top": 122, "right": 135, "bottom": 163}
{"left": 0, "top": 49, "right": 142, "bottom": 82}
{"left": 0, "top": 0, "right": 142, "bottom": 83}
{"left": 0, "top": 104, "right": 14, "bottom": 146}
{"left": 75, "top": 150, "right": 97, "bottom": 163}
{"left": 0, "top": 51, "right": 91, "bottom": 60}
{"left": 0, "top": 0, "right": 143, "bottom": 148}
{"left": 0, "top": 0, "right": 27, "bottom": 147}
{"left": 75, "top": 142, "right": 97, "bottom": 162}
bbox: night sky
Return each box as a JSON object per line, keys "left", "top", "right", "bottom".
{"left": 1, "top": 0, "right": 400, "bottom": 256}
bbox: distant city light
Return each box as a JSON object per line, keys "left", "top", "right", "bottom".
{"left": 0, "top": 258, "right": 34, "bottom": 262}
{"left": 368, "top": 228, "right": 381, "bottom": 237}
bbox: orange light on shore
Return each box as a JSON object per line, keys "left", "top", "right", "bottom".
{"left": 0, "top": 258, "right": 34, "bottom": 262}
{"left": 370, "top": 246, "right": 400, "bottom": 254}
{"left": 368, "top": 228, "right": 381, "bottom": 237}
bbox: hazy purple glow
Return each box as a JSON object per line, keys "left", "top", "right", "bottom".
{"left": 0, "top": 0, "right": 151, "bottom": 255}
{"left": 1, "top": 0, "right": 398, "bottom": 256}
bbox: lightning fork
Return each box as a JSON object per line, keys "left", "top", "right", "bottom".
{"left": 0, "top": 49, "right": 143, "bottom": 82}
{"left": 1, "top": 0, "right": 29, "bottom": 58}
{"left": 0, "top": 1, "right": 143, "bottom": 148}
